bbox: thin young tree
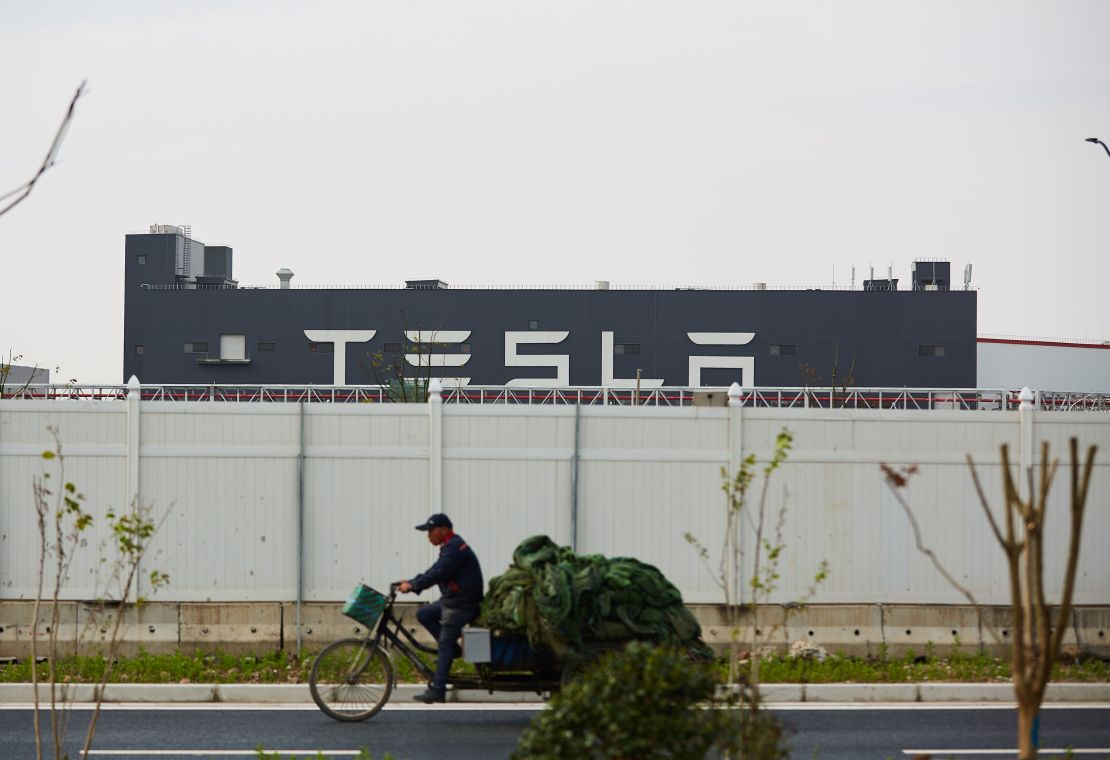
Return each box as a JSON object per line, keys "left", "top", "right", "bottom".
{"left": 31, "top": 428, "right": 169, "bottom": 760}
{"left": 686, "top": 429, "right": 826, "bottom": 686}
{"left": 799, "top": 344, "right": 858, "bottom": 409}
{"left": 882, "top": 437, "right": 1096, "bottom": 760}
{"left": 1, "top": 350, "right": 43, "bottom": 397}
{"left": 363, "top": 318, "right": 450, "bottom": 402}
{"left": 1, "top": 351, "right": 74, "bottom": 398}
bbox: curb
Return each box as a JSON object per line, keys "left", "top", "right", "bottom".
{"left": 0, "top": 682, "right": 1107, "bottom": 704}
{"left": 804, "top": 683, "right": 918, "bottom": 702}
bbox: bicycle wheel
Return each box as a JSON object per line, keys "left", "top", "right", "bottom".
{"left": 309, "top": 638, "right": 394, "bottom": 721}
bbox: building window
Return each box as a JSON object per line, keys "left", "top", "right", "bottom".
{"left": 383, "top": 342, "right": 401, "bottom": 354}
{"left": 919, "top": 345, "right": 945, "bottom": 357}
{"left": 528, "top": 319, "right": 540, "bottom": 330}
{"left": 135, "top": 344, "right": 144, "bottom": 355}
{"left": 770, "top": 344, "right": 796, "bottom": 356}
{"left": 615, "top": 343, "right": 640, "bottom": 355}
{"left": 136, "top": 254, "right": 146, "bottom": 265}
{"left": 220, "top": 334, "right": 246, "bottom": 361}
{"left": 257, "top": 341, "right": 275, "bottom": 351}
{"left": 184, "top": 342, "right": 208, "bottom": 353}
{"left": 309, "top": 342, "right": 334, "bottom": 353}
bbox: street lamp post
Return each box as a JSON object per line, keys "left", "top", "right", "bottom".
{"left": 1086, "top": 137, "right": 1110, "bottom": 158}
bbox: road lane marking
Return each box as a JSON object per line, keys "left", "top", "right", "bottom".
{"left": 766, "top": 703, "right": 1110, "bottom": 711}
{"left": 0, "top": 702, "right": 545, "bottom": 711}
{"left": 903, "top": 751, "right": 1110, "bottom": 757}
{"left": 86, "top": 752, "right": 365, "bottom": 756}
{"left": 2, "top": 702, "right": 1108, "bottom": 711}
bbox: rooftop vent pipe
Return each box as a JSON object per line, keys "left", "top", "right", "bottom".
{"left": 276, "top": 268, "right": 294, "bottom": 289}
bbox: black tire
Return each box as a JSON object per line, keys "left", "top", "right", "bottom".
{"left": 309, "top": 638, "right": 393, "bottom": 721}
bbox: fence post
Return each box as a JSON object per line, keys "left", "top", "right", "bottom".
{"left": 570, "top": 403, "right": 581, "bottom": 552}
{"left": 126, "top": 375, "right": 141, "bottom": 601}
{"left": 296, "top": 401, "right": 306, "bottom": 657}
{"left": 1018, "top": 386, "right": 1035, "bottom": 498}
{"left": 428, "top": 379, "right": 443, "bottom": 515}
{"left": 727, "top": 382, "right": 743, "bottom": 600}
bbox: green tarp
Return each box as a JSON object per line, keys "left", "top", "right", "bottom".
{"left": 479, "top": 535, "right": 714, "bottom": 662}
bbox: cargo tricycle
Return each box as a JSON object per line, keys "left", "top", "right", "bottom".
{"left": 309, "top": 583, "right": 584, "bottom": 721}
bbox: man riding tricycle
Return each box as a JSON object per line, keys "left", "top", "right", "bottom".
{"left": 309, "top": 513, "right": 711, "bottom": 721}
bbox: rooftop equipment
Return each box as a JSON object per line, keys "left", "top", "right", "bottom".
{"left": 912, "top": 260, "right": 951, "bottom": 291}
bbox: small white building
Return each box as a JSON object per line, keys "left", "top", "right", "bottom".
{"left": 0, "top": 363, "right": 49, "bottom": 387}
{"left": 977, "top": 337, "right": 1110, "bottom": 392}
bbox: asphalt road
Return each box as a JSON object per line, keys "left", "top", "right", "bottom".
{"left": 1, "top": 703, "right": 1108, "bottom": 759}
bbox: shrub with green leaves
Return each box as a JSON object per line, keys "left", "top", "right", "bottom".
{"left": 512, "top": 642, "right": 787, "bottom": 760}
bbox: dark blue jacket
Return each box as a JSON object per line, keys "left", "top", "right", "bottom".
{"left": 409, "top": 533, "right": 484, "bottom": 609}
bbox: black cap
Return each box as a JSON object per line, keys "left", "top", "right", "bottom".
{"left": 415, "top": 513, "right": 453, "bottom": 531}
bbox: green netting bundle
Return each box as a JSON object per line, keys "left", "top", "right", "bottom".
{"left": 479, "top": 535, "right": 714, "bottom": 662}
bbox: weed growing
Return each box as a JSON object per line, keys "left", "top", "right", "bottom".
{"left": 0, "top": 647, "right": 480, "bottom": 685}
{"left": 727, "top": 649, "right": 1110, "bottom": 684}
{"left": 1, "top": 644, "right": 1104, "bottom": 687}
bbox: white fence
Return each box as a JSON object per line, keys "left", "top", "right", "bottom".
{"left": 1, "top": 384, "right": 1107, "bottom": 606}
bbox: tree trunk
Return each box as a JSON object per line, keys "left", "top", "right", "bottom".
{"left": 1016, "top": 701, "right": 1038, "bottom": 759}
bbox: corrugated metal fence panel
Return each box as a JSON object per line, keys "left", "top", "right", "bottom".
{"left": 577, "top": 407, "right": 729, "bottom": 604}
{"left": 140, "top": 404, "right": 300, "bottom": 601}
{"left": 442, "top": 406, "right": 574, "bottom": 584}
{"left": 738, "top": 410, "right": 1019, "bottom": 604}
{"left": 1, "top": 400, "right": 1107, "bottom": 604}
{"left": 735, "top": 409, "right": 1107, "bottom": 605}
{"left": 304, "top": 405, "right": 429, "bottom": 600}
{"left": 1025, "top": 414, "right": 1110, "bottom": 605}
{"left": 0, "top": 401, "right": 127, "bottom": 599}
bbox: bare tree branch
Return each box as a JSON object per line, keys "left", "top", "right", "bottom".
{"left": 880, "top": 467, "right": 981, "bottom": 607}
{"left": 0, "top": 81, "right": 86, "bottom": 219}
{"left": 890, "top": 439, "right": 1096, "bottom": 759}
{"left": 1044, "top": 440, "right": 1096, "bottom": 690}
{"left": 966, "top": 453, "right": 1007, "bottom": 549}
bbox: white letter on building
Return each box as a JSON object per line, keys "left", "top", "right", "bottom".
{"left": 303, "top": 330, "right": 377, "bottom": 385}
{"left": 687, "top": 332, "right": 756, "bottom": 387}
{"left": 505, "top": 331, "right": 570, "bottom": 387}
{"left": 404, "top": 330, "right": 472, "bottom": 386}
{"left": 600, "top": 332, "right": 663, "bottom": 389}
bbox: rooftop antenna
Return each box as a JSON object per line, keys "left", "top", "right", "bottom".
{"left": 851, "top": 265, "right": 856, "bottom": 289}
{"left": 963, "top": 263, "right": 973, "bottom": 291}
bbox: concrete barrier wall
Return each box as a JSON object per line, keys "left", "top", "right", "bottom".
{"left": 1, "top": 601, "right": 1106, "bottom": 660}
{"left": 1, "top": 393, "right": 1108, "bottom": 609}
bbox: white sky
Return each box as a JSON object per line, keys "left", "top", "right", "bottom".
{"left": 2, "top": 1, "right": 1109, "bottom": 384}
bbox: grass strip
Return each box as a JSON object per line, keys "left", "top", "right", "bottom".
{"left": 1, "top": 647, "right": 1106, "bottom": 685}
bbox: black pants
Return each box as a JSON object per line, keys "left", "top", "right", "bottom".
{"left": 416, "top": 601, "right": 479, "bottom": 692}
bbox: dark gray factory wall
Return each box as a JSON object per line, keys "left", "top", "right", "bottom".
{"left": 122, "top": 286, "right": 977, "bottom": 387}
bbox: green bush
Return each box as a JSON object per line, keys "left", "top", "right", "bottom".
{"left": 512, "top": 642, "right": 787, "bottom": 760}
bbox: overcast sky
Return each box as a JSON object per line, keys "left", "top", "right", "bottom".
{"left": 2, "top": 1, "right": 1109, "bottom": 384}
